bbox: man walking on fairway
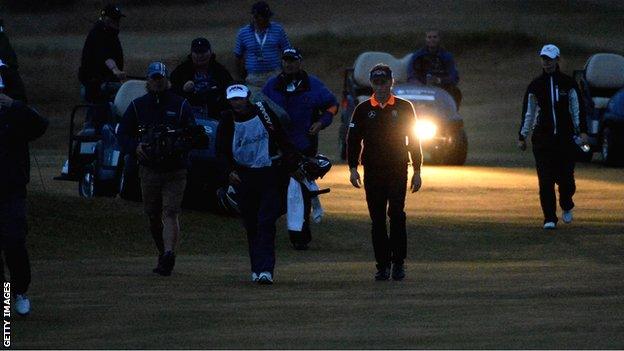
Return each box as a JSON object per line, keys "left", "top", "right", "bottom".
{"left": 518, "top": 44, "right": 587, "bottom": 230}
{"left": 346, "top": 64, "right": 423, "bottom": 281}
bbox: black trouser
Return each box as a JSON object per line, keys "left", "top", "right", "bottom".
{"left": 364, "top": 166, "right": 407, "bottom": 269}
{"left": 0, "top": 196, "right": 31, "bottom": 295}
{"left": 238, "top": 166, "right": 283, "bottom": 275}
{"left": 532, "top": 139, "right": 576, "bottom": 224}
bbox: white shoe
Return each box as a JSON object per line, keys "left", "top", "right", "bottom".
{"left": 543, "top": 222, "right": 556, "bottom": 230}
{"left": 562, "top": 210, "right": 573, "bottom": 224}
{"left": 251, "top": 272, "right": 259, "bottom": 282}
{"left": 257, "top": 271, "right": 273, "bottom": 285}
{"left": 15, "top": 294, "right": 31, "bottom": 316}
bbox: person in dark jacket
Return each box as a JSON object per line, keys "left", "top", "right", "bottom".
{"left": 170, "top": 38, "right": 234, "bottom": 118}
{"left": 347, "top": 64, "right": 422, "bottom": 282}
{"left": 262, "top": 48, "right": 338, "bottom": 250}
{"left": 0, "top": 73, "right": 48, "bottom": 316}
{"left": 518, "top": 44, "right": 588, "bottom": 230}
{"left": 216, "top": 84, "right": 302, "bottom": 284}
{"left": 0, "top": 20, "right": 27, "bottom": 102}
{"left": 117, "top": 62, "right": 196, "bottom": 276}
{"left": 78, "top": 4, "right": 126, "bottom": 104}
{"left": 407, "top": 30, "right": 462, "bottom": 107}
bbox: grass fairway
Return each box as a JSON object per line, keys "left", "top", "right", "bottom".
{"left": 11, "top": 165, "right": 624, "bottom": 349}
{"left": 4, "top": 0, "right": 624, "bottom": 348}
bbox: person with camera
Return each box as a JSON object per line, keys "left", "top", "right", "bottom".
{"left": 117, "top": 62, "right": 197, "bottom": 276}
{"left": 170, "top": 37, "right": 234, "bottom": 119}
{"left": 0, "top": 65, "right": 48, "bottom": 315}
{"left": 262, "top": 48, "right": 338, "bottom": 250}
{"left": 347, "top": 64, "right": 423, "bottom": 282}
{"left": 216, "top": 84, "right": 302, "bottom": 284}
{"left": 518, "top": 44, "right": 588, "bottom": 230}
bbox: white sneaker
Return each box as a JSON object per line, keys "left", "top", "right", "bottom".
{"left": 257, "top": 271, "right": 273, "bottom": 285}
{"left": 543, "top": 222, "right": 556, "bottom": 230}
{"left": 562, "top": 210, "right": 573, "bottom": 224}
{"left": 251, "top": 272, "right": 259, "bottom": 282}
{"left": 15, "top": 294, "right": 31, "bottom": 316}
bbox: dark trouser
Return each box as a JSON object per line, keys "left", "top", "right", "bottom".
{"left": 288, "top": 187, "right": 312, "bottom": 246}
{"left": 0, "top": 197, "right": 31, "bottom": 295}
{"left": 238, "top": 166, "right": 283, "bottom": 275}
{"left": 533, "top": 139, "right": 576, "bottom": 224}
{"left": 364, "top": 166, "right": 408, "bottom": 269}
{"left": 81, "top": 82, "right": 119, "bottom": 131}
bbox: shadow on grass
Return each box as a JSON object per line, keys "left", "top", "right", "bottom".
{"left": 27, "top": 191, "right": 624, "bottom": 265}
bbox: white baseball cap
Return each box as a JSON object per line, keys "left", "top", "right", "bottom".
{"left": 226, "top": 84, "right": 250, "bottom": 100}
{"left": 540, "top": 44, "right": 560, "bottom": 59}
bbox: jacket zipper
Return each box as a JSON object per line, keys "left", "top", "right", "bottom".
{"left": 550, "top": 76, "right": 557, "bottom": 135}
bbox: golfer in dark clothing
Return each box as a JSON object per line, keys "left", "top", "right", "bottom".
{"left": 170, "top": 37, "right": 234, "bottom": 118}
{"left": 217, "top": 84, "right": 302, "bottom": 285}
{"left": 347, "top": 64, "right": 423, "bottom": 281}
{"left": 78, "top": 4, "right": 126, "bottom": 104}
{"left": 0, "top": 76, "right": 48, "bottom": 316}
{"left": 518, "top": 44, "right": 588, "bottom": 230}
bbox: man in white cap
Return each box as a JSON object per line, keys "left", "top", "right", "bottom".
{"left": 518, "top": 44, "right": 588, "bottom": 230}
{"left": 216, "top": 84, "right": 303, "bottom": 284}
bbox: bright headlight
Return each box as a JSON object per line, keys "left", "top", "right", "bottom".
{"left": 414, "top": 120, "right": 437, "bottom": 140}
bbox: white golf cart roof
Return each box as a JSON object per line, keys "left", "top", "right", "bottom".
{"left": 112, "top": 80, "right": 147, "bottom": 117}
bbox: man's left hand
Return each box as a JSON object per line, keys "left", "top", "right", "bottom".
{"left": 410, "top": 171, "right": 422, "bottom": 193}
{"left": 308, "top": 122, "right": 323, "bottom": 136}
{"left": 0, "top": 94, "right": 14, "bottom": 109}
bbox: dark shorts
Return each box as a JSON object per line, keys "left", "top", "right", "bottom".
{"left": 139, "top": 166, "right": 187, "bottom": 217}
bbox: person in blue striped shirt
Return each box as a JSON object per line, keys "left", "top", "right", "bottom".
{"left": 234, "top": 1, "right": 291, "bottom": 88}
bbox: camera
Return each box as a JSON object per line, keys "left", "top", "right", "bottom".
{"left": 138, "top": 124, "right": 208, "bottom": 168}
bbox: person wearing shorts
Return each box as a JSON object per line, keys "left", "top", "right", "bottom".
{"left": 118, "top": 61, "right": 196, "bottom": 276}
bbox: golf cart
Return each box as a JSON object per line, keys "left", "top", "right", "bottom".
{"left": 54, "top": 80, "right": 144, "bottom": 199}
{"left": 575, "top": 53, "right": 624, "bottom": 166}
{"left": 55, "top": 80, "right": 221, "bottom": 209}
{"left": 339, "top": 52, "right": 467, "bottom": 165}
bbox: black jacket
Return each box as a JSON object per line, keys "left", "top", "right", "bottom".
{"left": 170, "top": 54, "right": 233, "bottom": 118}
{"left": 117, "top": 90, "right": 196, "bottom": 172}
{"left": 78, "top": 21, "right": 124, "bottom": 85}
{"left": 0, "top": 100, "right": 48, "bottom": 200}
{"left": 216, "top": 101, "right": 301, "bottom": 185}
{"left": 519, "top": 68, "right": 587, "bottom": 146}
{"left": 0, "top": 30, "right": 27, "bottom": 102}
{"left": 347, "top": 95, "right": 422, "bottom": 172}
